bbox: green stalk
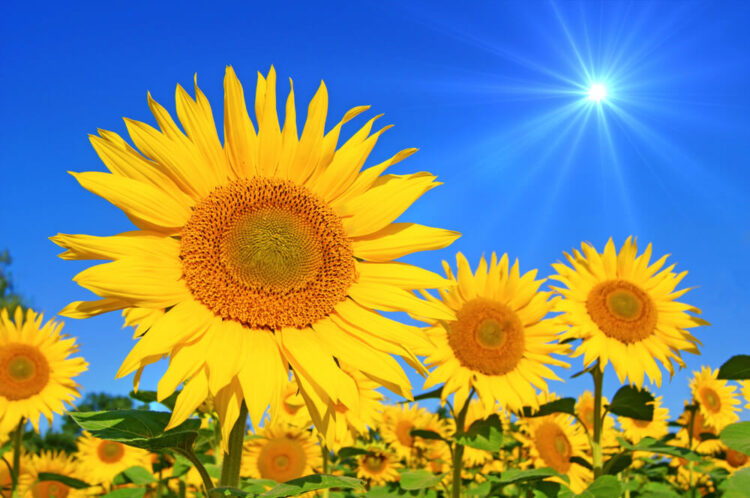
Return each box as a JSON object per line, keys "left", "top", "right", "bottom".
{"left": 451, "top": 396, "right": 472, "bottom": 498}
{"left": 321, "top": 444, "right": 330, "bottom": 498}
{"left": 11, "top": 417, "right": 24, "bottom": 495}
{"left": 175, "top": 448, "right": 214, "bottom": 497}
{"left": 219, "top": 402, "right": 249, "bottom": 489}
{"left": 686, "top": 406, "right": 697, "bottom": 498}
{"left": 591, "top": 362, "right": 604, "bottom": 478}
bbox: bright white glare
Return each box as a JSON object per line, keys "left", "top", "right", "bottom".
{"left": 588, "top": 83, "right": 607, "bottom": 102}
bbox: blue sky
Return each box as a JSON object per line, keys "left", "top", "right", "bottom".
{"left": 1, "top": 1, "right": 748, "bottom": 421}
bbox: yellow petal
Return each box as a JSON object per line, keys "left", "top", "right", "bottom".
{"left": 58, "top": 298, "right": 128, "bottom": 319}
{"left": 352, "top": 223, "right": 460, "bottom": 262}
{"left": 224, "top": 66, "right": 258, "bottom": 179}
{"left": 51, "top": 231, "right": 178, "bottom": 261}
{"left": 356, "top": 261, "right": 453, "bottom": 290}
{"left": 256, "top": 67, "right": 282, "bottom": 177}
{"left": 165, "top": 369, "right": 208, "bottom": 431}
{"left": 237, "top": 329, "right": 288, "bottom": 429}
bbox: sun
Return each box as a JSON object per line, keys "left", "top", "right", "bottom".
{"left": 587, "top": 82, "right": 607, "bottom": 102}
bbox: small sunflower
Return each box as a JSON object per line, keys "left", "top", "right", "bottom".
{"left": 689, "top": 366, "right": 739, "bottom": 431}
{"left": 551, "top": 238, "right": 706, "bottom": 387}
{"left": 19, "top": 450, "right": 86, "bottom": 498}
{"left": 518, "top": 410, "right": 591, "bottom": 493}
{"left": 356, "top": 443, "right": 401, "bottom": 486}
{"left": 52, "top": 66, "right": 460, "bottom": 446}
{"left": 241, "top": 423, "right": 321, "bottom": 482}
{"left": 619, "top": 395, "right": 670, "bottom": 443}
{"left": 380, "top": 404, "right": 450, "bottom": 461}
{"left": 574, "top": 391, "right": 617, "bottom": 450}
{"left": 75, "top": 432, "right": 151, "bottom": 486}
{"left": 673, "top": 409, "right": 722, "bottom": 455}
{"left": 421, "top": 253, "right": 568, "bottom": 413}
{"left": 0, "top": 307, "right": 88, "bottom": 433}
{"left": 714, "top": 445, "right": 750, "bottom": 475}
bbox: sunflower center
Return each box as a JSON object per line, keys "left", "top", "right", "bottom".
{"left": 181, "top": 178, "right": 356, "bottom": 330}
{"left": 700, "top": 387, "right": 721, "bottom": 413}
{"left": 726, "top": 448, "right": 748, "bottom": 468}
{"left": 632, "top": 418, "right": 652, "bottom": 428}
{"left": 534, "top": 422, "right": 572, "bottom": 473}
{"left": 586, "top": 280, "right": 656, "bottom": 344}
{"left": 447, "top": 298, "right": 525, "bottom": 376}
{"left": 689, "top": 411, "right": 715, "bottom": 440}
{"left": 580, "top": 406, "right": 595, "bottom": 430}
{"left": 258, "top": 437, "right": 307, "bottom": 483}
{"left": 0, "top": 343, "right": 50, "bottom": 401}
{"left": 97, "top": 441, "right": 125, "bottom": 463}
{"left": 363, "top": 454, "right": 387, "bottom": 473}
{"left": 395, "top": 420, "right": 414, "bottom": 448}
{"left": 32, "top": 481, "right": 70, "bottom": 498}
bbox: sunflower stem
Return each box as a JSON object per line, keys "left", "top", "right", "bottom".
{"left": 321, "top": 444, "right": 330, "bottom": 498}
{"left": 219, "top": 402, "right": 248, "bottom": 489}
{"left": 451, "top": 395, "right": 472, "bottom": 498}
{"left": 176, "top": 448, "right": 213, "bottom": 497}
{"left": 591, "top": 363, "right": 604, "bottom": 478}
{"left": 10, "top": 417, "right": 24, "bottom": 495}
{"left": 686, "top": 405, "right": 697, "bottom": 498}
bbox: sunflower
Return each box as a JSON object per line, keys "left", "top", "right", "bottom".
{"left": 75, "top": 432, "right": 152, "bottom": 486}
{"left": 380, "top": 404, "right": 450, "bottom": 461}
{"left": 574, "top": 391, "right": 617, "bottom": 450}
{"left": 271, "top": 377, "right": 312, "bottom": 429}
{"left": 19, "top": 451, "right": 86, "bottom": 498}
{"left": 1, "top": 453, "right": 32, "bottom": 498}
{"left": 356, "top": 443, "right": 401, "bottom": 486}
{"left": 672, "top": 408, "right": 722, "bottom": 455}
{"left": 551, "top": 238, "right": 706, "bottom": 387}
{"left": 0, "top": 307, "right": 88, "bottom": 434}
{"left": 714, "top": 445, "right": 750, "bottom": 475}
{"left": 619, "top": 395, "right": 670, "bottom": 443}
{"left": 241, "top": 423, "right": 321, "bottom": 482}
{"left": 689, "top": 366, "right": 739, "bottom": 431}
{"left": 52, "top": 66, "right": 458, "bottom": 445}
{"left": 420, "top": 253, "right": 568, "bottom": 413}
{"left": 517, "top": 410, "right": 591, "bottom": 493}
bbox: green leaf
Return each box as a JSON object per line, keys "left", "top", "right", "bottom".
{"left": 336, "top": 447, "right": 369, "bottom": 459}
{"left": 721, "top": 467, "right": 750, "bottom": 498}
{"left": 122, "top": 466, "right": 157, "bottom": 485}
{"left": 577, "top": 475, "right": 622, "bottom": 498}
{"left": 101, "top": 488, "right": 146, "bottom": 498}
{"left": 607, "top": 385, "right": 654, "bottom": 421}
{"left": 490, "top": 468, "right": 564, "bottom": 485}
{"left": 569, "top": 456, "right": 592, "bottom": 470}
{"left": 521, "top": 398, "right": 576, "bottom": 418}
{"left": 639, "top": 482, "right": 681, "bottom": 498}
{"left": 260, "top": 475, "right": 363, "bottom": 497}
{"left": 70, "top": 410, "right": 200, "bottom": 451}
{"left": 718, "top": 355, "right": 750, "bottom": 380}
{"left": 399, "top": 470, "right": 444, "bottom": 490}
{"left": 129, "top": 390, "right": 180, "bottom": 410}
{"left": 36, "top": 472, "right": 91, "bottom": 489}
{"left": 241, "top": 479, "right": 277, "bottom": 494}
{"left": 455, "top": 414, "right": 505, "bottom": 452}
{"left": 465, "top": 481, "right": 492, "bottom": 497}
{"left": 721, "top": 421, "right": 750, "bottom": 456}
{"left": 617, "top": 437, "right": 703, "bottom": 462}
{"left": 602, "top": 451, "right": 632, "bottom": 475}
{"left": 171, "top": 453, "right": 192, "bottom": 478}
{"left": 411, "top": 387, "right": 443, "bottom": 402}
{"left": 410, "top": 429, "right": 446, "bottom": 441}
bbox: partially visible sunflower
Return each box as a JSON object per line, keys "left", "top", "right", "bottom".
{"left": 672, "top": 409, "right": 722, "bottom": 455}
{"left": 272, "top": 377, "right": 312, "bottom": 429}
{"left": 619, "top": 395, "right": 670, "bottom": 444}
{"left": 0, "top": 307, "right": 88, "bottom": 433}
{"left": 19, "top": 451, "right": 86, "bottom": 498}
{"left": 551, "top": 238, "right": 706, "bottom": 387}
{"left": 714, "top": 445, "right": 750, "bottom": 475}
{"left": 420, "top": 253, "right": 569, "bottom": 413}
{"left": 380, "top": 404, "right": 450, "bottom": 461}
{"left": 52, "top": 66, "right": 460, "bottom": 446}
{"left": 517, "top": 409, "right": 591, "bottom": 493}
{"left": 689, "top": 366, "right": 739, "bottom": 431}
{"left": 574, "top": 391, "right": 617, "bottom": 450}
{"left": 356, "top": 443, "right": 401, "bottom": 486}
{"left": 75, "top": 433, "right": 151, "bottom": 487}
{"left": 241, "top": 423, "right": 321, "bottom": 482}
{"left": 460, "top": 401, "right": 510, "bottom": 468}
{"left": 0, "top": 453, "right": 32, "bottom": 498}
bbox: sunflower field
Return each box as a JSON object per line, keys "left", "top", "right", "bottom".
{"left": 1, "top": 68, "right": 748, "bottom": 498}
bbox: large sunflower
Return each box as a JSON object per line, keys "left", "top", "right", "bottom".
{"left": 0, "top": 307, "right": 88, "bottom": 434}
{"left": 52, "top": 67, "right": 459, "bottom": 443}
{"left": 75, "top": 433, "right": 151, "bottom": 486}
{"left": 517, "top": 411, "right": 591, "bottom": 493}
{"left": 19, "top": 450, "right": 86, "bottom": 498}
{"left": 551, "top": 238, "right": 706, "bottom": 387}
{"left": 689, "top": 366, "right": 739, "bottom": 431}
{"left": 420, "top": 253, "right": 568, "bottom": 412}
{"left": 241, "top": 423, "right": 321, "bottom": 482}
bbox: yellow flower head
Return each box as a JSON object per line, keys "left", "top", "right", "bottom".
{"left": 672, "top": 408, "right": 722, "bottom": 455}
{"left": 574, "top": 391, "right": 617, "bottom": 450}
{"left": 52, "top": 67, "right": 460, "bottom": 446}
{"left": 0, "top": 307, "right": 87, "bottom": 433}
{"left": 19, "top": 450, "right": 86, "bottom": 498}
{"left": 380, "top": 403, "right": 450, "bottom": 461}
{"left": 75, "top": 432, "right": 151, "bottom": 487}
{"left": 241, "top": 423, "right": 321, "bottom": 483}
{"left": 551, "top": 237, "right": 706, "bottom": 387}
{"left": 618, "top": 395, "right": 670, "bottom": 444}
{"left": 421, "top": 252, "right": 569, "bottom": 413}
{"left": 356, "top": 442, "right": 402, "bottom": 486}
{"left": 689, "top": 366, "right": 740, "bottom": 431}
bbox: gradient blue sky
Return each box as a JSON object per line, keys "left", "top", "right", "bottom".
{"left": 1, "top": 1, "right": 748, "bottom": 421}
